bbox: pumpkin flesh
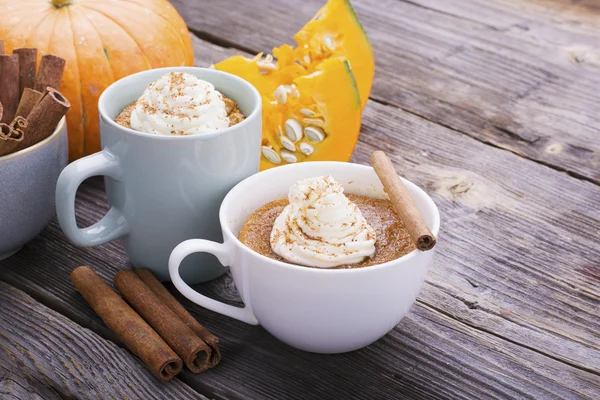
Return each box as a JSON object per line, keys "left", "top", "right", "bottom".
{"left": 276, "top": 0, "right": 374, "bottom": 108}
{"left": 258, "top": 58, "right": 362, "bottom": 170}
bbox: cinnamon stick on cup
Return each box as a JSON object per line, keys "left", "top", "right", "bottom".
{"left": 0, "top": 54, "right": 19, "bottom": 123}
{"left": 135, "top": 268, "right": 221, "bottom": 369}
{"left": 370, "top": 151, "right": 436, "bottom": 251}
{"left": 114, "top": 270, "right": 213, "bottom": 373}
{"left": 13, "top": 48, "right": 37, "bottom": 97}
{"left": 34, "top": 54, "right": 65, "bottom": 92}
{"left": 71, "top": 266, "right": 183, "bottom": 381}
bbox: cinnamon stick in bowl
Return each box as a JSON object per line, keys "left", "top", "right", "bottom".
{"left": 18, "top": 87, "right": 70, "bottom": 151}
{"left": 135, "top": 268, "right": 221, "bottom": 369}
{"left": 34, "top": 54, "right": 65, "bottom": 92}
{"left": 13, "top": 48, "right": 37, "bottom": 97}
{"left": 71, "top": 266, "right": 183, "bottom": 381}
{"left": 15, "top": 88, "right": 43, "bottom": 119}
{"left": 0, "top": 54, "right": 19, "bottom": 123}
{"left": 114, "top": 270, "right": 213, "bottom": 373}
{"left": 0, "top": 117, "right": 27, "bottom": 157}
{"left": 370, "top": 151, "right": 436, "bottom": 251}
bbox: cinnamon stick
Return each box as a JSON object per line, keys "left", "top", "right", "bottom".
{"left": 114, "top": 270, "right": 212, "bottom": 373}
{"left": 0, "top": 54, "right": 19, "bottom": 123}
{"left": 135, "top": 268, "right": 221, "bottom": 369}
{"left": 71, "top": 266, "right": 183, "bottom": 381}
{"left": 13, "top": 48, "right": 37, "bottom": 97}
{"left": 34, "top": 54, "right": 65, "bottom": 92}
{"left": 0, "top": 40, "right": 5, "bottom": 54}
{"left": 18, "top": 87, "right": 70, "bottom": 150}
{"left": 0, "top": 117, "right": 26, "bottom": 157}
{"left": 370, "top": 151, "right": 436, "bottom": 251}
{"left": 15, "top": 88, "right": 43, "bottom": 119}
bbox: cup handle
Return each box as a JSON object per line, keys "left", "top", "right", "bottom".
{"left": 56, "top": 149, "right": 129, "bottom": 247}
{"left": 169, "top": 239, "right": 259, "bottom": 325}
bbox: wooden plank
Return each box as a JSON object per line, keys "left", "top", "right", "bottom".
{"left": 0, "top": 367, "right": 62, "bottom": 400}
{"left": 0, "top": 282, "right": 205, "bottom": 400}
{"left": 171, "top": 0, "right": 600, "bottom": 184}
{"left": 0, "top": 35, "right": 598, "bottom": 399}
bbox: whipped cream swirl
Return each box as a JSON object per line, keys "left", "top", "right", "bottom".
{"left": 130, "top": 72, "right": 230, "bottom": 135}
{"left": 270, "top": 176, "right": 376, "bottom": 268}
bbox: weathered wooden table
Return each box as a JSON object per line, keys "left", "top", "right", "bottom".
{"left": 1, "top": 0, "right": 599, "bottom": 398}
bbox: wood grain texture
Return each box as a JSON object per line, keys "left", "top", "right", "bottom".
{"left": 0, "top": 35, "right": 598, "bottom": 400}
{"left": 0, "top": 366, "right": 62, "bottom": 400}
{"left": 171, "top": 0, "right": 600, "bottom": 184}
{"left": 0, "top": 282, "right": 205, "bottom": 400}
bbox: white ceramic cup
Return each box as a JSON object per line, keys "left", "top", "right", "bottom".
{"left": 169, "top": 161, "right": 440, "bottom": 354}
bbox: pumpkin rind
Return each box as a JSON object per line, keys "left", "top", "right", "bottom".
{"left": 0, "top": 0, "right": 194, "bottom": 160}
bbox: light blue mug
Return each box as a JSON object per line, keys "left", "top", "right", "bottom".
{"left": 56, "top": 67, "right": 262, "bottom": 283}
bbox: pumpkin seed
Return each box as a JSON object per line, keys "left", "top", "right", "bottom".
{"left": 257, "top": 54, "right": 276, "bottom": 71}
{"left": 304, "top": 126, "right": 326, "bottom": 142}
{"left": 274, "top": 85, "right": 287, "bottom": 104}
{"left": 324, "top": 36, "right": 335, "bottom": 50}
{"left": 299, "top": 142, "right": 314, "bottom": 155}
{"left": 280, "top": 135, "right": 296, "bottom": 151}
{"left": 302, "top": 117, "right": 325, "bottom": 127}
{"left": 261, "top": 146, "right": 281, "bottom": 164}
{"left": 300, "top": 108, "right": 317, "bottom": 117}
{"left": 289, "top": 84, "right": 300, "bottom": 98}
{"left": 303, "top": 55, "right": 311, "bottom": 64}
{"left": 284, "top": 119, "right": 303, "bottom": 142}
{"left": 280, "top": 149, "right": 297, "bottom": 163}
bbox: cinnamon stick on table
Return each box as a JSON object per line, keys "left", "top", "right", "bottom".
{"left": 370, "top": 151, "right": 436, "bottom": 251}
{"left": 13, "top": 48, "right": 37, "bottom": 97}
{"left": 0, "top": 54, "right": 19, "bottom": 123}
{"left": 114, "top": 270, "right": 213, "bottom": 373}
{"left": 135, "top": 268, "right": 221, "bottom": 369}
{"left": 15, "top": 88, "right": 43, "bottom": 119}
{"left": 18, "top": 87, "right": 70, "bottom": 150}
{"left": 71, "top": 266, "right": 183, "bottom": 381}
{"left": 34, "top": 54, "right": 65, "bottom": 92}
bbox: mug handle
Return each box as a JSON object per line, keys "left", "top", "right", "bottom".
{"left": 169, "top": 239, "right": 259, "bottom": 325}
{"left": 56, "top": 150, "right": 129, "bottom": 247}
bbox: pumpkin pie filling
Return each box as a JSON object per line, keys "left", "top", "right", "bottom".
{"left": 239, "top": 176, "right": 415, "bottom": 269}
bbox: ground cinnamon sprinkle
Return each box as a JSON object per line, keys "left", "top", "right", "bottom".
{"left": 114, "top": 101, "right": 136, "bottom": 127}
{"left": 114, "top": 94, "right": 245, "bottom": 130}
{"left": 239, "top": 194, "right": 416, "bottom": 269}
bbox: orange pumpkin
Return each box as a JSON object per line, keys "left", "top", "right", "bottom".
{"left": 0, "top": 0, "right": 194, "bottom": 160}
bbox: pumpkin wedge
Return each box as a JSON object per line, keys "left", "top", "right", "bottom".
{"left": 215, "top": 0, "right": 372, "bottom": 170}
{"left": 216, "top": 0, "right": 373, "bottom": 109}
{"left": 257, "top": 58, "right": 362, "bottom": 170}
{"left": 281, "top": 0, "right": 374, "bottom": 108}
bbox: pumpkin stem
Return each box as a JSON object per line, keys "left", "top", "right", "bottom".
{"left": 51, "top": 0, "right": 74, "bottom": 8}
